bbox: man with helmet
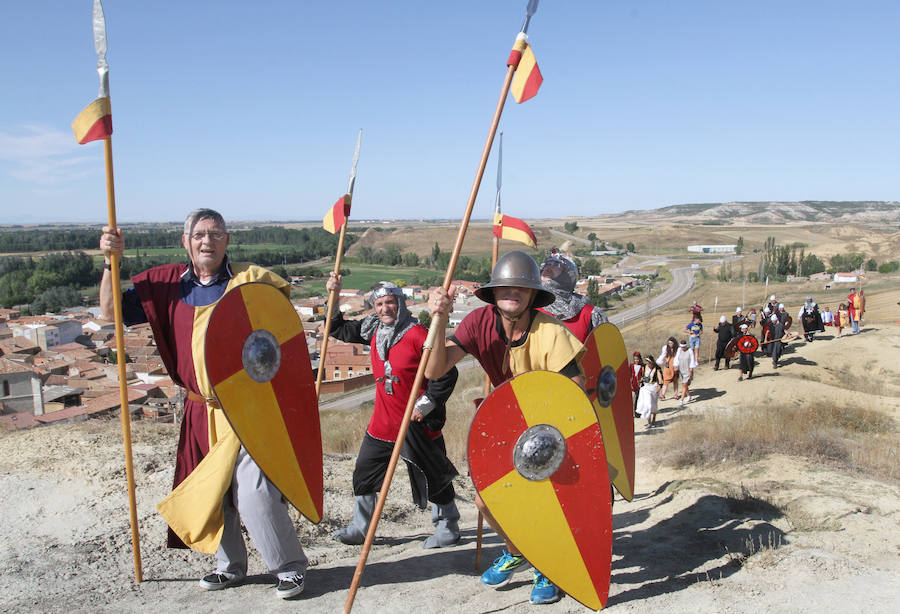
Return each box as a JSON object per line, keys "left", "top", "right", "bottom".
{"left": 798, "top": 296, "right": 823, "bottom": 342}
{"left": 736, "top": 323, "right": 755, "bottom": 381}
{"left": 426, "top": 250, "right": 585, "bottom": 606}
{"left": 765, "top": 313, "right": 787, "bottom": 368}
{"left": 537, "top": 248, "right": 607, "bottom": 342}
{"left": 324, "top": 275, "right": 460, "bottom": 549}
{"left": 713, "top": 315, "right": 733, "bottom": 371}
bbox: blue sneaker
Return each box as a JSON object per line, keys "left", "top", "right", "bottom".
{"left": 530, "top": 570, "right": 562, "bottom": 605}
{"left": 480, "top": 550, "right": 531, "bottom": 588}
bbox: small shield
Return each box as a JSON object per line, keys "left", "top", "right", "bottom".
{"left": 738, "top": 334, "right": 759, "bottom": 354}
{"left": 724, "top": 336, "right": 742, "bottom": 359}
{"left": 205, "top": 282, "right": 323, "bottom": 523}
{"left": 469, "top": 371, "right": 612, "bottom": 611}
{"left": 783, "top": 314, "right": 793, "bottom": 330}
{"left": 581, "top": 323, "right": 636, "bottom": 501}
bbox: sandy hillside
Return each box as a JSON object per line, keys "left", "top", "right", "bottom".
{"left": 2, "top": 324, "right": 899, "bottom": 613}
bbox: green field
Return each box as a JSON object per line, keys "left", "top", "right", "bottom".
{"left": 298, "top": 262, "right": 442, "bottom": 296}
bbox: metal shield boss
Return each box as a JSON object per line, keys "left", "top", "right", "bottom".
{"left": 581, "top": 323, "right": 636, "bottom": 502}
{"left": 205, "top": 282, "right": 323, "bottom": 523}
{"left": 469, "top": 371, "right": 612, "bottom": 611}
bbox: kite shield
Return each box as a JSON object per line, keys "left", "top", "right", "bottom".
{"left": 468, "top": 371, "right": 612, "bottom": 610}
{"left": 581, "top": 323, "right": 636, "bottom": 501}
{"left": 205, "top": 282, "right": 323, "bottom": 523}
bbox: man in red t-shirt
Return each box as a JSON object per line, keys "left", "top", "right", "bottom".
{"left": 326, "top": 274, "right": 459, "bottom": 549}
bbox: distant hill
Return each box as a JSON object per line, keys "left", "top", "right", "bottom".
{"left": 606, "top": 201, "right": 900, "bottom": 225}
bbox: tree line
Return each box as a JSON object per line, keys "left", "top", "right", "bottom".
{"left": 0, "top": 227, "right": 356, "bottom": 313}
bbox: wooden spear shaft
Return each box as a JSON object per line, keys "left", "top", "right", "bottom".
{"left": 103, "top": 135, "right": 143, "bottom": 583}
{"left": 315, "top": 216, "right": 350, "bottom": 398}
{"left": 342, "top": 62, "right": 517, "bottom": 614}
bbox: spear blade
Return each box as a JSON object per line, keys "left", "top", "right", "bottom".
{"left": 521, "top": 0, "right": 540, "bottom": 34}
{"left": 346, "top": 129, "right": 362, "bottom": 196}
{"left": 92, "top": 0, "right": 109, "bottom": 97}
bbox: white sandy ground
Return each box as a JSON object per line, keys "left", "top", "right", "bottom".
{"left": 2, "top": 326, "right": 899, "bottom": 613}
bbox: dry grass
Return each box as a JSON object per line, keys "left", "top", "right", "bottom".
{"left": 655, "top": 399, "right": 899, "bottom": 480}
{"left": 320, "top": 401, "right": 374, "bottom": 455}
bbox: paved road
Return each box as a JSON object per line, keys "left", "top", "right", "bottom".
{"left": 609, "top": 266, "right": 696, "bottom": 327}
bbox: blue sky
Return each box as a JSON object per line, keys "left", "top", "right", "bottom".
{"left": 2, "top": 1, "right": 898, "bottom": 224}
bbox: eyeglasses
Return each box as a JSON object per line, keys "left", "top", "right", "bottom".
{"left": 188, "top": 231, "right": 227, "bottom": 242}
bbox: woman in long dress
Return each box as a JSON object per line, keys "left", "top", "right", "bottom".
{"left": 637, "top": 354, "right": 663, "bottom": 428}
{"left": 656, "top": 337, "right": 678, "bottom": 399}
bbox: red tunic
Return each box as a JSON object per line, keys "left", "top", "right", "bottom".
{"left": 367, "top": 324, "right": 438, "bottom": 441}
{"left": 537, "top": 303, "right": 594, "bottom": 343}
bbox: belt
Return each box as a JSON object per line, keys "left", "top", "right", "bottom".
{"left": 185, "top": 389, "right": 221, "bottom": 408}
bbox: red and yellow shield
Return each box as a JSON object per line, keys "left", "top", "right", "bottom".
{"left": 581, "top": 323, "right": 636, "bottom": 502}
{"left": 469, "top": 371, "right": 612, "bottom": 611}
{"left": 205, "top": 282, "right": 323, "bottom": 523}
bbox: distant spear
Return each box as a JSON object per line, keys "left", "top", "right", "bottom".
{"left": 317, "top": 130, "right": 362, "bottom": 398}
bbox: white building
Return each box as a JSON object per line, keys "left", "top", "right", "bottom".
{"left": 687, "top": 245, "right": 736, "bottom": 254}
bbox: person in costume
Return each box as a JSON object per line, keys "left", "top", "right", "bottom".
{"left": 630, "top": 351, "right": 644, "bottom": 412}
{"left": 656, "top": 337, "right": 679, "bottom": 400}
{"left": 713, "top": 315, "right": 733, "bottom": 371}
{"left": 847, "top": 288, "right": 864, "bottom": 334}
{"left": 736, "top": 323, "right": 755, "bottom": 380}
{"left": 684, "top": 314, "right": 703, "bottom": 363}
{"left": 690, "top": 299, "right": 703, "bottom": 322}
{"left": 836, "top": 303, "right": 849, "bottom": 337}
{"left": 798, "top": 296, "right": 823, "bottom": 342}
{"left": 674, "top": 340, "right": 698, "bottom": 405}
{"left": 636, "top": 353, "right": 663, "bottom": 428}
{"left": 426, "top": 250, "right": 585, "bottom": 606}
{"left": 821, "top": 306, "right": 834, "bottom": 328}
{"left": 324, "top": 275, "right": 460, "bottom": 549}
{"left": 731, "top": 306, "right": 746, "bottom": 330}
{"left": 765, "top": 313, "right": 786, "bottom": 369}
{"left": 99, "top": 209, "right": 307, "bottom": 600}
{"left": 748, "top": 308, "right": 758, "bottom": 329}
{"left": 537, "top": 247, "right": 608, "bottom": 341}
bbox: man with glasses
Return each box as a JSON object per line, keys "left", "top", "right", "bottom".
{"left": 99, "top": 208, "right": 308, "bottom": 600}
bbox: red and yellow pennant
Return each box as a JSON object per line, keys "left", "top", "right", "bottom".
{"left": 72, "top": 97, "right": 113, "bottom": 144}
{"left": 508, "top": 37, "right": 543, "bottom": 103}
{"left": 493, "top": 212, "right": 537, "bottom": 248}
{"left": 323, "top": 194, "right": 351, "bottom": 234}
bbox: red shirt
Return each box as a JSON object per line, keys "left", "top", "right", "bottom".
{"left": 537, "top": 303, "right": 594, "bottom": 343}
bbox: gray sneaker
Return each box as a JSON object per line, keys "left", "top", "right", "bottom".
{"left": 275, "top": 573, "right": 305, "bottom": 599}
{"left": 199, "top": 572, "right": 243, "bottom": 591}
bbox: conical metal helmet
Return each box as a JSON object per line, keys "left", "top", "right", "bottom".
{"left": 475, "top": 250, "right": 555, "bottom": 308}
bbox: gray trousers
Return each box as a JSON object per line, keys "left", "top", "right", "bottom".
{"left": 216, "top": 447, "right": 308, "bottom": 579}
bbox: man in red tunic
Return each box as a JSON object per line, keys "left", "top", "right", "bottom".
{"left": 324, "top": 275, "right": 460, "bottom": 548}
{"left": 426, "top": 250, "right": 586, "bottom": 606}
{"left": 536, "top": 248, "right": 607, "bottom": 342}
{"left": 100, "top": 209, "right": 307, "bottom": 600}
